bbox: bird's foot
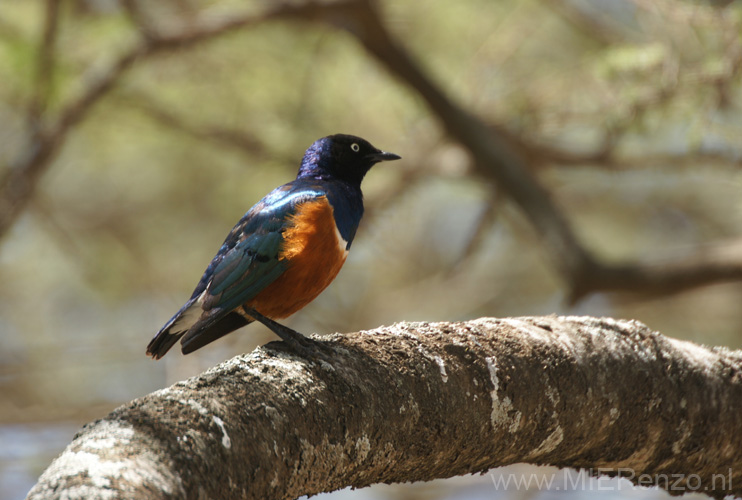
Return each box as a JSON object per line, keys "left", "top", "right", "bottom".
{"left": 244, "top": 308, "right": 332, "bottom": 362}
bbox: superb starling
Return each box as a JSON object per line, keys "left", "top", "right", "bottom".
{"left": 147, "top": 134, "right": 400, "bottom": 359}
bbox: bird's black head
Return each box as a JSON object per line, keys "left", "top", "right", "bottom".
{"left": 297, "top": 134, "right": 401, "bottom": 186}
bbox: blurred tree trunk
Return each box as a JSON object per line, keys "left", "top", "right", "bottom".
{"left": 26, "top": 316, "right": 742, "bottom": 500}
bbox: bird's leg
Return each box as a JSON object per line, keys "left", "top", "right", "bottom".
{"left": 243, "top": 307, "right": 328, "bottom": 359}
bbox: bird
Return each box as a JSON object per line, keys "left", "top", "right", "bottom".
{"left": 146, "top": 134, "right": 400, "bottom": 359}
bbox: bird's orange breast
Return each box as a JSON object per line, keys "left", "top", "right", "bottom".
{"left": 246, "top": 197, "right": 348, "bottom": 319}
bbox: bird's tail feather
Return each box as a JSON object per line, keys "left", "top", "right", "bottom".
{"left": 181, "top": 312, "right": 251, "bottom": 354}
{"left": 146, "top": 299, "right": 201, "bottom": 359}
{"left": 148, "top": 301, "right": 253, "bottom": 359}
{"left": 146, "top": 324, "right": 186, "bottom": 360}
{"left": 146, "top": 328, "right": 184, "bottom": 360}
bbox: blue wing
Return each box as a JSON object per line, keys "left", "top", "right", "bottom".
{"left": 195, "top": 183, "right": 325, "bottom": 309}
{"left": 146, "top": 182, "right": 324, "bottom": 358}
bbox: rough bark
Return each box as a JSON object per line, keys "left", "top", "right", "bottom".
{"left": 26, "top": 316, "right": 742, "bottom": 499}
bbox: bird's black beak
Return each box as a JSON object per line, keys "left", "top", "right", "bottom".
{"left": 366, "top": 150, "right": 401, "bottom": 163}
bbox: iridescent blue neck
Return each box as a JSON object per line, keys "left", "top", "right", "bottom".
{"left": 297, "top": 139, "right": 332, "bottom": 180}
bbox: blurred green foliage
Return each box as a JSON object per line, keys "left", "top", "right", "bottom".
{"left": 1, "top": 0, "right": 742, "bottom": 499}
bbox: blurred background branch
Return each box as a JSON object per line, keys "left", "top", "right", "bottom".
{"left": 27, "top": 0, "right": 60, "bottom": 129}
{"left": 311, "top": 0, "right": 742, "bottom": 301}
{"left": 0, "top": 2, "right": 314, "bottom": 240}
{"left": 117, "top": 90, "right": 273, "bottom": 160}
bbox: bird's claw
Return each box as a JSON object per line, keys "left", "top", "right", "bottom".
{"left": 245, "top": 307, "right": 334, "bottom": 363}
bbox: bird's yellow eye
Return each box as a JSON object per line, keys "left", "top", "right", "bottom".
{"left": 351, "top": 143, "right": 360, "bottom": 152}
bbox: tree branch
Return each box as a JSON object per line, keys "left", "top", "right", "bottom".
{"left": 26, "top": 316, "right": 742, "bottom": 499}
{"left": 118, "top": 91, "right": 273, "bottom": 160}
{"left": 317, "top": 0, "right": 596, "bottom": 282}
{"left": 3, "top": 0, "right": 742, "bottom": 301}
{"left": 27, "top": 0, "right": 61, "bottom": 129}
{"left": 303, "top": 0, "right": 742, "bottom": 301}
{"left": 571, "top": 239, "right": 742, "bottom": 301}
{"left": 0, "top": 2, "right": 326, "bottom": 241}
